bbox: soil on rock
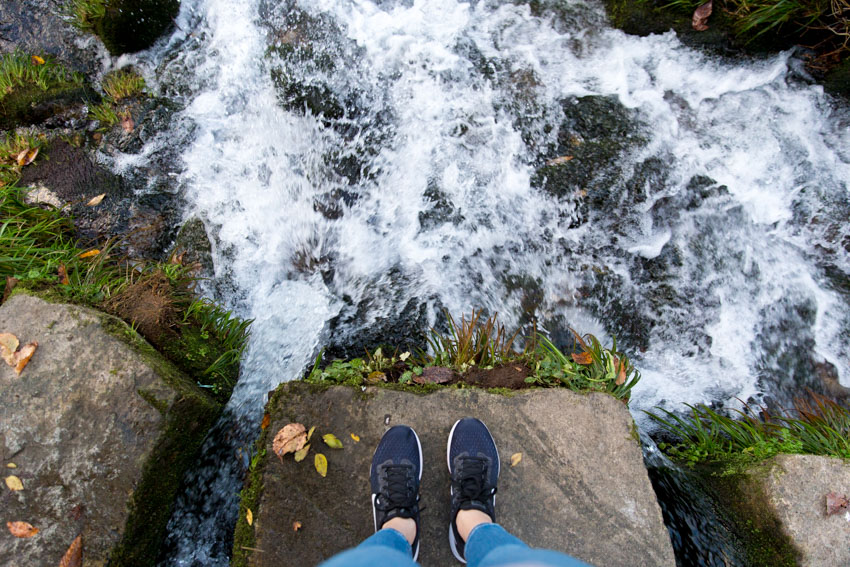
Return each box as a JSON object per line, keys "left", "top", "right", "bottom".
{"left": 0, "top": 293, "right": 219, "bottom": 567}
{"left": 236, "top": 382, "right": 675, "bottom": 567}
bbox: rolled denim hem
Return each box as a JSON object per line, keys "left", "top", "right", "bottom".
{"left": 465, "top": 523, "right": 528, "bottom": 567}
{"left": 317, "top": 528, "right": 416, "bottom": 567}
{"left": 358, "top": 528, "right": 412, "bottom": 555}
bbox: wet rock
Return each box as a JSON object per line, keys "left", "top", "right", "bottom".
{"left": 824, "top": 57, "right": 850, "bottom": 99}
{"left": 91, "top": 0, "right": 181, "bottom": 56}
{"left": 19, "top": 139, "right": 180, "bottom": 259}
{"left": 418, "top": 179, "right": 464, "bottom": 231}
{"left": 0, "top": 292, "right": 220, "bottom": 566}
{"left": 741, "top": 455, "right": 850, "bottom": 567}
{"left": 170, "top": 217, "right": 215, "bottom": 278}
{"left": 235, "top": 382, "right": 675, "bottom": 567}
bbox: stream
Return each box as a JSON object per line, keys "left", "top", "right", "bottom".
{"left": 123, "top": 0, "right": 850, "bottom": 564}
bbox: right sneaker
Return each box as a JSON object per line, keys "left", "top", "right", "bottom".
{"left": 370, "top": 425, "right": 423, "bottom": 560}
{"left": 447, "top": 417, "right": 500, "bottom": 563}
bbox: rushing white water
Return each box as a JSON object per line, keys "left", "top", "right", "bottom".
{"left": 133, "top": 0, "right": 850, "bottom": 563}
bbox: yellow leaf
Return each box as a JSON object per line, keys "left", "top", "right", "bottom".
{"left": 293, "top": 520, "right": 302, "bottom": 531}
{"left": 31, "top": 55, "right": 45, "bottom": 65}
{"left": 7, "top": 520, "right": 39, "bottom": 538}
{"left": 510, "top": 453, "right": 522, "bottom": 467}
{"left": 78, "top": 249, "right": 101, "bottom": 259}
{"left": 294, "top": 444, "right": 310, "bottom": 462}
{"left": 350, "top": 433, "right": 360, "bottom": 442}
{"left": 272, "top": 423, "right": 307, "bottom": 461}
{"left": 366, "top": 370, "right": 386, "bottom": 383}
{"left": 0, "top": 332, "right": 19, "bottom": 366}
{"left": 260, "top": 413, "right": 270, "bottom": 430}
{"left": 322, "top": 433, "right": 343, "bottom": 449}
{"left": 314, "top": 453, "right": 327, "bottom": 477}
{"left": 5, "top": 475, "right": 23, "bottom": 491}
{"left": 58, "top": 534, "right": 82, "bottom": 567}
{"left": 246, "top": 508, "right": 253, "bottom": 526}
{"left": 13, "top": 341, "right": 37, "bottom": 375}
{"left": 399, "top": 351, "right": 411, "bottom": 361}
{"left": 307, "top": 425, "right": 316, "bottom": 441}
{"left": 6, "top": 463, "right": 16, "bottom": 468}
{"left": 86, "top": 193, "right": 106, "bottom": 207}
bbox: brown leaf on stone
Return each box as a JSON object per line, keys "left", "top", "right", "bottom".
{"left": 58, "top": 264, "right": 70, "bottom": 285}
{"left": 692, "top": 1, "right": 713, "bottom": 31}
{"left": 14, "top": 342, "right": 38, "bottom": 375}
{"left": 272, "top": 423, "right": 307, "bottom": 461}
{"left": 826, "top": 492, "right": 849, "bottom": 516}
{"left": 413, "top": 366, "right": 454, "bottom": 384}
{"left": 0, "top": 332, "right": 20, "bottom": 365}
{"left": 571, "top": 351, "right": 593, "bottom": 365}
{"left": 58, "top": 534, "right": 82, "bottom": 567}
{"left": 260, "top": 413, "right": 271, "bottom": 430}
{"left": 293, "top": 521, "right": 302, "bottom": 531}
{"left": 15, "top": 147, "right": 38, "bottom": 166}
{"left": 7, "top": 521, "right": 39, "bottom": 538}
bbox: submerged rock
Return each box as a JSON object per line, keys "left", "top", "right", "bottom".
{"left": 234, "top": 382, "right": 675, "bottom": 567}
{"left": 0, "top": 292, "right": 220, "bottom": 566}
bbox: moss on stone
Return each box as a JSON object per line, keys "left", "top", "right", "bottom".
{"left": 137, "top": 388, "right": 169, "bottom": 415}
{"left": 231, "top": 439, "right": 269, "bottom": 567}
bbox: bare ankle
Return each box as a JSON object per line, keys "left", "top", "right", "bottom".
{"left": 456, "top": 509, "right": 492, "bottom": 542}
{"left": 381, "top": 516, "right": 417, "bottom": 546}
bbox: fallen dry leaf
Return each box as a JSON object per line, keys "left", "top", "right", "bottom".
{"left": 13, "top": 341, "right": 37, "bottom": 375}
{"left": 15, "top": 148, "right": 38, "bottom": 166}
{"left": 366, "top": 370, "right": 386, "bottom": 383}
{"left": 692, "top": 0, "right": 713, "bottom": 31}
{"left": 293, "top": 521, "right": 302, "bottom": 531}
{"left": 246, "top": 508, "right": 253, "bottom": 526}
{"left": 546, "top": 155, "right": 574, "bottom": 166}
{"left": 7, "top": 521, "right": 39, "bottom": 538}
{"left": 315, "top": 453, "right": 328, "bottom": 477}
{"left": 6, "top": 463, "right": 16, "bottom": 468}
{"left": 272, "top": 423, "right": 307, "bottom": 461}
{"left": 615, "top": 358, "right": 627, "bottom": 386}
{"left": 58, "top": 264, "right": 70, "bottom": 285}
{"left": 85, "top": 193, "right": 106, "bottom": 207}
{"left": 5, "top": 475, "right": 23, "bottom": 491}
{"left": 571, "top": 351, "right": 593, "bottom": 365}
{"left": 58, "top": 534, "right": 82, "bottom": 567}
{"left": 307, "top": 426, "right": 316, "bottom": 441}
{"left": 120, "top": 113, "right": 134, "bottom": 133}
{"left": 350, "top": 433, "right": 360, "bottom": 442}
{"left": 0, "top": 333, "right": 19, "bottom": 365}
{"left": 31, "top": 55, "right": 45, "bottom": 65}
{"left": 322, "top": 433, "right": 343, "bottom": 449}
{"left": 510, "top": 453, "right": 522, "bottom": 467}
{"left": 826, "top": 492, "right": 849, "bottom": 516}
{"left": 294, "top": 444, "right": 310, "bottom": 462}
{"left": 78, "top": 249, "right": 101, "bottom": 259}
{"left": 260, "top": 413, "right": 270, "bottom": 430}
{"left": 413, "top": 366, "right": 454, "bottom": 385}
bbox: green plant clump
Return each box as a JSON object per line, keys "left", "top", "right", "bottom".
{"left": 306, "top": 310, "right": 641, "bottom": 403}
{"left": 0, "top": 183, "right": 251, "bottom": 402}
{"left": 649, "top": 392, "right": 850, "bottom": 471}
{"left": 0, "top": 51, "right": 83, "bottom": 101}
{"left": 89, "top": 68, "right": 146, "bottom": 129}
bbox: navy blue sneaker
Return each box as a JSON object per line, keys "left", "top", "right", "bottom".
{"left": 447, "top": 417, "right": 500, "bottom": 563}
{"left": 370, "top": 425, "right": 423, "bottom": 560}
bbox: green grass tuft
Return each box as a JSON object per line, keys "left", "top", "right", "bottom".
{"left": 102, "top": 69, "right": 146, "bottom": 101}
{"left": 0, "top": 51, "right": 83, "bottom": 102}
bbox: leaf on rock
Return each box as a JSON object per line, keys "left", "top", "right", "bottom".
{"left": 246, "top": 508, "right": 253, "bottom": 526}
{"left": 5, "top": 475, "right": 23, "bottom": 491}
{"left": 545, "top": 155, "right": 574, "bottom": 166}
{"left": 78, "top": 249, "right": 100, "bottom": 259}
{"left": 692, "top": 0, "right": 713, "bottom": 31}
{"left": 294, "top": 444, "right": 310, "bottom": 462}
{"left": 413, "top": 366, "right": 454, "bottom": 384}
{"left": 323, "top": 433, "right": 343, "bottom": 449}
{"left": 307, "top": 426, "right": 316, "bottom": 441}
{"left": 15, "top": 148, "right": 38, "bottom": 166}
{"left": 350, "top": 433, "right": 360, "bottom": 442}
{"left": 293, "top": 520, "right": 302, "bottom": 531}
{"left": 58, "top": 534, "right": 82, "bottom": 567}
{"left": 31, "top": 55, "right": 45, "bottom": 65}
{"left": 7, "top": 462, "right": 16, "bottom": 468}
{"left": 315, "top": 453, "right": 328, "bottom": 477}
{"left": 0, "top": 332, "right": 20, "bottom": 365}
{"left": 273, "top": 423, "right": 307, "bottom": 461}
{"left": 7, "top": 521, "right": 39, "bottom": 538}
{"left": 510, "top": 453, "right": 522, "bottom": 467}
{"left": 826, "top": 492, "right": 849, "bottom": 516}
{"left": 571, "top": 351, "right": 593, "bottom": 365}
{"left": 13, "top": 342, "right": 37, "bottom": 375}
{"left": 260, "top": 413, "right": 270, "bottom": 430}
{"left": 85, "top": 193, "right": 106, "bottom": 207}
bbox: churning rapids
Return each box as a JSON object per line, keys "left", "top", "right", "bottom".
{"left": 124, "top": 0, "right": 850, "bottom": 564}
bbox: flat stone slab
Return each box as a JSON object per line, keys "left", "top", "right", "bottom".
{"left": 758, "top": 454, "right": 850, "bottom": 566}
{"left": 0, "top": 293, "right": 219, "bottom": 566}
{"left": 239, "top": 382, "right": 675, "bottom": 567}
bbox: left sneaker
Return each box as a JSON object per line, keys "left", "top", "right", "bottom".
{"left": 370, "top": 425, "right": 423, "bottom": 560}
